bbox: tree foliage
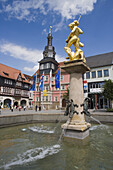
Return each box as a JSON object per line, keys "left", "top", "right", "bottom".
{"left": 103, "top": 79, "right": 113, "bottom": 108}
{"left": 62, "top": 87, "right": 69, "bottom": 100}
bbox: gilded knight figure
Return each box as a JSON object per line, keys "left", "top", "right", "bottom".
{"left": 64, "top": 19, "right": 86, "bottom": 63}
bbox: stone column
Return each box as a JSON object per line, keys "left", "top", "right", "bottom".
{"left": 69, "top": 72, "right": 86, "bottom": 124}
{"left": 61, "top": 60, "right": 91, "bottom": 139}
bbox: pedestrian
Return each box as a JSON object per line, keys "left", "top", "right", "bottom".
{"left": 35, "top": 105, "right": 38, "bottom": 112}
{"left": 11, "top": 106, "right": 13, "bottom": 112}
{"left": 19, "top": 106, "right": 21, "bottom": 111}
{"left": 24, "top": 105, "right": 26, "bottom": 111}
{"left": 0, "top": 106, "right": 1, "bottom": 114}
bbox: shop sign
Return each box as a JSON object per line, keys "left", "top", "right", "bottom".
{"left": 90, "top": 88, "right": 103, "bottom": 93}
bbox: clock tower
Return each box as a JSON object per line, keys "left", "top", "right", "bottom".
{"left": 39, "top": 27, "right": 59, "bottom": 75}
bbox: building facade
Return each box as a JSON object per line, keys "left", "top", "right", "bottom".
{"left": 32, "top": 29, "right": 70, "bottom": 109}
{"left": 84, "top": 52, "right": 113, "bottom": 109}
{"left": 0, "top": 63, "right": 30, "bottom": 108}
{"left": 33, "top": 63, "right": 70, "bottom": 110}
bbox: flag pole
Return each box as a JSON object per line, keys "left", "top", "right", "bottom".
{"left": 42, "top": 72, "right": 44, "bottom": 110}
{"left": 39, "top": 74, "right": 41, "bottom": 109}
{"left": 42, "top": 77, "right": 44, "bottom": 110}
{"left": 35, "top": 73, "right": 37, "bottom": 107}
{"left": 51, "top": 69, "right": 53, "bottom": 106}
{"left": 59, "top": 68, "right": 61, "bottom": 109}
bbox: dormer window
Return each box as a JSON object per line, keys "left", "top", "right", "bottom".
{"left": 3, "top": 71, "right": 9, "bottom": 76}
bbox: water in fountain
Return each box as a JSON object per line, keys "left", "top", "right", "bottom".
{"left": 58, "top": 117, "right": 71, "bottom": 142}
{"left": 90, "top": 116, "right": 102, "bottom": 125}
{"left": 0, "top": 123, "right": 113, "bottom": 170}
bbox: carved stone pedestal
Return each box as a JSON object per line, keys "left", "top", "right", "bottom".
{"left": 61, "top": 60, "right": 91, "bottom": 140}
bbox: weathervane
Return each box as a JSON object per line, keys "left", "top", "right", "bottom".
{"left": 49, "top": 26, "right": 52, "bottom": 34}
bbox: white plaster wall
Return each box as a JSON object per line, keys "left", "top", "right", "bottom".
{"left": 84, "top": 65, "right": 113, "bottom": 83}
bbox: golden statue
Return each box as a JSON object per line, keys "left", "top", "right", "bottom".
{"left": 64, "top": 17, "right": 86, "bottom": 63}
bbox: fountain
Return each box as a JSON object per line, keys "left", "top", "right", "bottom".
{"left": 0, "top": 123, "right": 113, "bottom": 169}
{"left": 61, "top": 18, "right": 91, "bottom": 140}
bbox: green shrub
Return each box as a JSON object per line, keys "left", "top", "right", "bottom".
{"left": 107, "top": 108, "right": 113, "bottom": 112}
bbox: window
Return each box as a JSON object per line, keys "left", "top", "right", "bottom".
{"left": 47, "top": 63, "right": 50, "bottom": 69}
{"left": 46, "top": 96, "right": 48, "bottom": 101}
{"left": 50, "top": 96, "right": 51, "bottom": 101}
{"left": 45, "top": 85, "right": 49, "bottom": 91}
{"left": 37, "top": 86, "right": 39, "bottom": 91}
{"left": 92, "top": 71, "right": 96, "bottom": 78}
{"left": 52, "top": 64, "right": 54, "bottom": 69}
{"left": 44, "top": 64, "right": 47, "bottom": 69}
{"left": 37, "top": 78, "right": 39, "bottom": 83}
{"left": 45, "top": 75, "right": 48, "bottom": 81}
{"left": 42, "top": 64, "right": 44, "bottom": 69}
{"left": 82, "top": 74, "right": 84, "bottom": 79}
{"left": 104, "top": 69, "right": 109, "bottom": 77}
{"left": 98, "top": 70, "right": 102, "bottom": 78}
{"left": 62, "top": 85, "right": 65, "bottom": 90}
{"left": 96, "top": 83, "right": 98, "bottom": 88}
{"left": 3, "top": 71, "right": 9, "bottom": 76}
{"left": 61, "top": 75, "right": 63, "bottom": 81}
{"left": 37, "top": 97, "right": 39, "bottom": 101}
{"left": 42, "top": 96, "right": 44, "bottom": 101}
{"left": 4, "top": 79, "right": 12, "bottom": 85}
{"left": 16, "top": 82, "right": 22, "bottom": 86}
{"left": 24, "top": 84, "right": 28, "bottom": 88}
{"left": 48, "top": 52, "right": 53, "bottom": 57}
{"left": 92, "top": 83, "right": 95, "bottom": 88}
{"left": 86, "top": 72, "right": 90, "bottom": 79}
{"left": 55, "top": 87, "right": 58, "bottom": 91}
{"left": 55, "top": 97, "right": 58, "bottom": 102}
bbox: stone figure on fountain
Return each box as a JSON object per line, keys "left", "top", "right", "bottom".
{"left": 81, "top": 97, "right": 91, "bottom": 117}
{"left": 64, "top": 99, "right": 78, "bottom": 118}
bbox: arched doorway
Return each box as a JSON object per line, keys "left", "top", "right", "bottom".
{"left": 21, "top": 100, "right": 26, "bottom": 107}
{"left": 62, "top": 98, "right": 66, "bottom": 107}
{"left": 14, "top": 101, "right": 18, "bottom": 107}
{"left": 4, "top": 99, "right": 11, "bottom": 108}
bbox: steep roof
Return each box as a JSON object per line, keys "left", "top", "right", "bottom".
{"left": 0, "top": 63, "right": 29, "bottom": 83}
{"left": 86, "top": 52, "right": 113, "bottom": 68}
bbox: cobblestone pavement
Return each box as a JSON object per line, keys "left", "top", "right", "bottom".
{"left": 0, "top": 108, "right": 65, "bottom": 116}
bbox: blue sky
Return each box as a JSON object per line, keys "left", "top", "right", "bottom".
{"left": 0, "top": 0, "right": 113, "bottom": 76}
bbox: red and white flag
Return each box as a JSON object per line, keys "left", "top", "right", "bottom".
{"left": 83, "top": 80, "right": 87, "bottom": 89}
{"left": 49, "top": 70, "right": 52, "bottom": 90}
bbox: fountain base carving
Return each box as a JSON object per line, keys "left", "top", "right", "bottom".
{"left": 62, "top": 122, "right": 91, "bottom": 140}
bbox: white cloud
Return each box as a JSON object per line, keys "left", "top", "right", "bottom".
{"left": 0, "top": 41, "right": 65, "bottom": 74}
{"left": 56, "top": 54, "right": 65, "bottom": 63}
{"left": 0, "top": 41, "right": 43, "bottom": 63}
{"left": 42, "top": 28, "right": 47, "bottom": 35}
{"left": 1, "top": 0, "right": 97, "bottom": 29}
{"left": 24, "top": 64, "right": 39, "bottom": 73}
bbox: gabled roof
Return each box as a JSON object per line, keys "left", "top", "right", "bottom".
{"left": 0, "top": 63, "right": 29, "bottom": 83}
{"left": 86, "top": 52, "right": 113, "bottom": 68}
{"left": 32, "top": 69, "right": 39, "bottom": 78}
